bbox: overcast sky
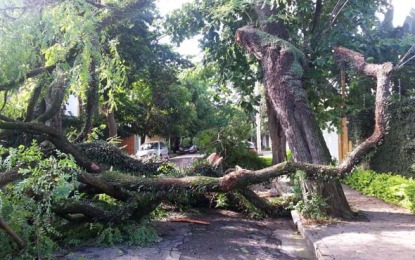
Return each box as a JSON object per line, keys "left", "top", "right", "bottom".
{"left": 391, "top": 0, "right": 415, "bottom": 26}
{"left": 157, "top": 0, "right": 414, "bottom": 25}
{"left": 156, "top": 0, "right": 415, "bottom": 56}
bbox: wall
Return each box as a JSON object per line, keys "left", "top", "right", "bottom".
{"left": 323, "top": 129, "right": 339, "bottom": 162}
{"left": 64, "top": 94, "right": 80, "bottom": 117}
{"left": 120, "top": 135, "right": 136, "bottom": 155}
{"left": 348, "top": 100, "right": 415, "bottom": 177}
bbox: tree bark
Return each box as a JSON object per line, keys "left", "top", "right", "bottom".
{"left": 75, "top": 62, "right": 99, "bottom": 143}
{"left": 25, "top": 84, "right": 43, "bottom": 122}
{"left": 255, "top": 3, "right": 288, "bottom": 165}
{"left": 76, "top": 142, "right": 159, "bottom": 174}
{"left": 0, "top": 165, "right": 26, "bottom": 189}
{"left": 334, "top": 47, "right": 394, "bottom": 174}
{"left": 103, "top": 90, "right": 117, "bottom": 138}
{"left": 266, "top": 91, "right": 286, "bottom": 164}
{"left": 235, "top": 26, "right": 353, "bottom": 218}
{"left": 0, "top": 65, "right": 55, "bottom": 92}
{"left": 53, "top": 195, "right": 161, "bottom": 224}
{"left": 93, "top": 162, "right": 337, "bottom": 194}
{"left": 238, "top": 188, "right": 290, "bottom": 217}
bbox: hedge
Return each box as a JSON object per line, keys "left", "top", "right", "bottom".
{"left": 344, "top": 168, "right": 415, "bottom": 213}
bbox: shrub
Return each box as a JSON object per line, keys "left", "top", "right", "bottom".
{"left": 0, "top": 143, "right": 78, "bottom": 259}
{"left": 344, "top": 168, "right": 415, "bottom": 212}
{"left": 261, "top": 157, "right": 272, "bottom": 167}
{"left": 0, "top": 143, "right": 161, "bottom": 259}
{"left": 224, "top": 146, "right": 268, "bottom": 170}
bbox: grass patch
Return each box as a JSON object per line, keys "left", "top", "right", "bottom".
{"left": 261, "top": 157, "right": 273, "bottom": 167}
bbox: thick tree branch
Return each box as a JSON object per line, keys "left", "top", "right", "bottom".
{"left": 311, "top": 0, "right": 322, "bottom": 33}
{"left": 0, "top": 219, "right": 25, "bottom": 249}
{"left": 0, "top": 65, "right": 55, "bottom": 92}
{"left": 25, "top": 84, "right": 43, "bottom": 122}
{"left": 77, "top": 172, "right": 129, "bottom": 201}
{"left": 76, "top": 142, "right": 160, "bottom": 174}
{"left": 74, "top": 61, "right": 98, "bottom": 143}
{"left": 334, "top": 47, "right": 394, "bottom": 173}
{"left": 53, "top": 201, "right": 129, "bottom": 224}
{"left": 0, "top": 165, "right": 25, "bottom": 189}
{"left": 0, "top": 91, "right": 8, "bottom": 113}
{"left": 238, "top": 188, "right": 290, "bottom": 217}
{"left": 0, "top": 121, "right": 100, "bottom": 173}
{"left": 35, "top": 78, "right": 67, "bottom": 123}
{"left": 0, "top": 114, "right": 15, "bottom": 122}
{"left": 96, "top": 162, "right": 337, "bottom": 195}
{"left": 97, "top": 0, "right": 152, "bottom": 31}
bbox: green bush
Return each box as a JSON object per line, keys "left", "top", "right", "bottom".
{"left": 0, "top": 143, "right": 161, "bottom": 259}
{"left": 0, "top": 143, "right": 78, "bottom": 259}
{"left": 344, "top": 168, "right": 415, "bottom": 212}
{"left": 294, "top": 193, "right": 329, "bottom": 220}
{"left": 261, "top": 157, "right": 272, "bottom": 167}
{"left": 224, "top": 145, "right": 268, "bottom": 170}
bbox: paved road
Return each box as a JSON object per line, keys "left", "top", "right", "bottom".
{"left": 62, "top": 155, "right": 315, "bottom": 259}
{"left": 63, "top": 209, "right": 314, "bottom": 260}
{"left": 169, "top": 153, "right": 205, "bottom": 169}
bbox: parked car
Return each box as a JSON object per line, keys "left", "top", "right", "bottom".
{"left": 136, "top": 141, "right": 169, "bottom": 159}
{"left": 247, "top": 141, "right": 257, "bottom": 152}
{"left": 176, "top": 144, "right": 198, "bottom": 155}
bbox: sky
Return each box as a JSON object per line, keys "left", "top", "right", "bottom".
{"left": 156, "top": 0, "right": 415, "bottom": 56}
{"left": 391, "top": 0, "right": 415, "bottom": 27}
{"left": 157, "top": 0, "right": 415, "bottom": 25}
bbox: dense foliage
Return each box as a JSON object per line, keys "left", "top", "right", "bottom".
{"left": 0, "top": 143, "right": 162, "bottom": 259}
{"left": 345, "top": 168, "right": 415, "bottom": 213}
{"left": 348, "top": 100, "right": 415, "bottom": 177}
{"left": 163, "top": 0, "right": 413, "bottom": 130}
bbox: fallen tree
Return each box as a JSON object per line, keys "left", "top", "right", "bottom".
{"left": 0, "top": 44, "right": 394, "bottom": 255}
{"left": 74, "top": 46, "right": 392, "bottom": 217}
{"left": 0, "top": 0, "right": 397, "bottom": 256}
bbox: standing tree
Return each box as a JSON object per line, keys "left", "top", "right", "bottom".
{"left": 165, "top": 0, "right": 397, "bottom": 218}
{"left": 235, "top": 25, "right": 351, "bottom": 218}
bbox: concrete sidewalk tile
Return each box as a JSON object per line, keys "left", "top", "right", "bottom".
{"left": 291, "top": 210, "right": 334, "bottom": 260}
{"left": 291, "top": 185, "right": 415, "bottom": 260}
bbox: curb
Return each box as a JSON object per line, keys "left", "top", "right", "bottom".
{"left": 291, "top": 211, "right": 334, "bottom": 260}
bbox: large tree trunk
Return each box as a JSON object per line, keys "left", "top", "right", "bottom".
{"left": 105, "top": 108, "right": 118, "bottom": 138}
{"left": 236, "top": 26, "right": 353, "bottom": 219}
{"left": 266, "top": 91, "right": 286, "bottom": 164}
{"left": 102, "top": 87, "right": 118, "bottom": 138}
{"left": 256, "top": 2, "right": 288, "bottom": 165}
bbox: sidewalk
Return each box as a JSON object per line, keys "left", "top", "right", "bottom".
{"left": 293, "top": 185, "right": 415, "bottom": 260}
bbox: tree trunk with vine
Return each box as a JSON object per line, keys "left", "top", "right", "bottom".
{"left": 235, "top": 26, "right": 354, "bottom": 219}
{"left": 256, "top": 2, "right": 288, "bottom": 165}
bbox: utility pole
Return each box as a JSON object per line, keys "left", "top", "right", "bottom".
{"left": 338, "top": 69, "right": 351, "bottom": 161}
{"left": 255, "top": 82, "right": 262, "bottom": 154}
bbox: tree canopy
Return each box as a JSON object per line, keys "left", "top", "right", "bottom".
{"left": 165, "top": 0, "right": 415, "bottom": 128}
